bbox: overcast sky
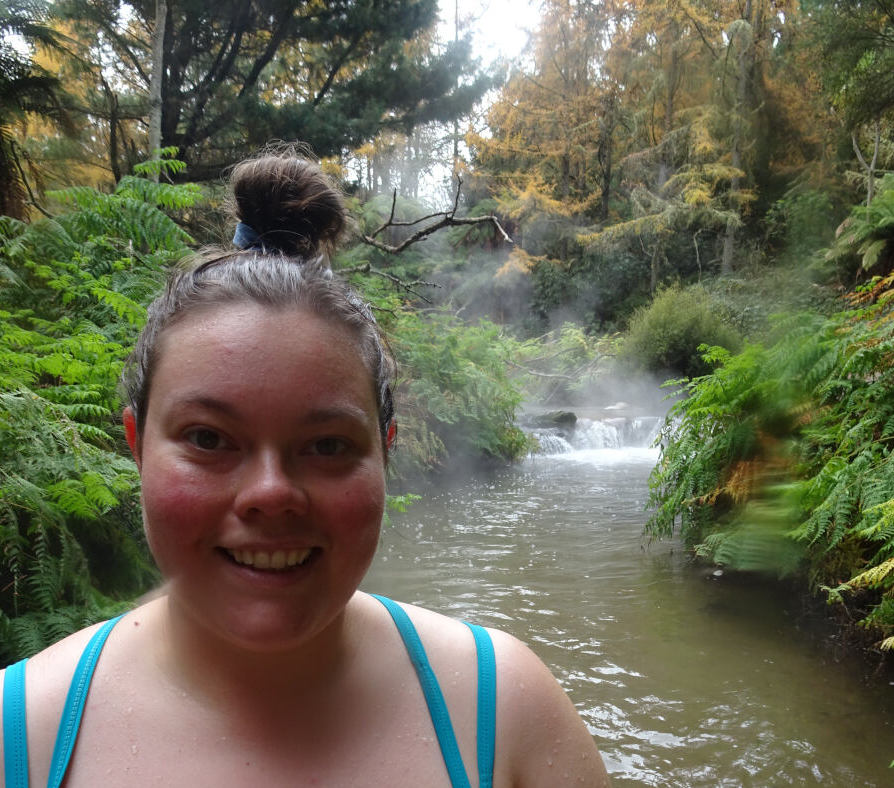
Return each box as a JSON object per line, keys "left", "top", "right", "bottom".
{"left": 442, "top": 0, "right": 542, "bottom": 64}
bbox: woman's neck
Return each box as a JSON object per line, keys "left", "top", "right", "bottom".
{"left": 147, "top": 593, "right": 365, "bottom": 718}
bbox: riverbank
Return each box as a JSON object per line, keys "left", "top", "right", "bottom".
{"left": 691, "top": 566, "right": 894, "bottom": 685}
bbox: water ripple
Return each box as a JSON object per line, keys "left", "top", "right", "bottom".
{"left": 366, "top": 453, "right": 894, "bottom": 786}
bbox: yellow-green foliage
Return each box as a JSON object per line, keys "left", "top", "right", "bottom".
{"left": 621, "top": 284, "right": 742, "bottom": 377}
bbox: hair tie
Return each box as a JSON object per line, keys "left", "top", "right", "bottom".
{"left": 233, "top": 221, "right": 263, "bottom": 250}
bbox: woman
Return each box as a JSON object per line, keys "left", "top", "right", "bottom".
{"left": 1, "top": 153, "right": 610, "bottom": 787}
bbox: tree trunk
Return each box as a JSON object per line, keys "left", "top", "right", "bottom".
{"left": 722, "top": 0, "right": 752, "bottom": 275}
{"left": 100, "top": 77, "right": 121, "bottom": 183}
{"left": 148, "top": 0, "right": 167, "bottom": 180}
{"left": 650, "top": 244, "right": 661, "bottom": 294}
{"left": 852, "top": 120, "right": 881, "bottom": 207}
{"left": 657, "top": 49, "right": 679, "bottom": 189}
{"left": 598, "top": 88, "right": 616, "bottom": 222}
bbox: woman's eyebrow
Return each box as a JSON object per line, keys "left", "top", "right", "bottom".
{"left": 297, "top": 405, "right": 373, "bottom": 426}
{"left": 168, "top": 395, "right": 241, "bottom": 419}
{"left": 169, "top": 397, "right": 372, "bottom": 426}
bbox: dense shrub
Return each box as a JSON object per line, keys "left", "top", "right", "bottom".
{"left": 620, "top": 284, "right": 742, "bottom": 377}
{"left": 349, "top": 277, "right": 531, "bottom": 477}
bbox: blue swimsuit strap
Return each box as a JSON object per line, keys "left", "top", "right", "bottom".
{"left": 2, "top": 615, "right": 123, "bottom": 788}
{"left": 371, "top": 594, "right": 496, "bottom": 788}
{"left": 46, "top": 614, "right": 124, "bottom": 788}
{"left": 3, "top": 657, "right": 30, "bottom": 788}
{"left": 466, "top": 621, "right": 496, "bottom": 788}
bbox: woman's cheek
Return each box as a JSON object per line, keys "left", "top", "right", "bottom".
{"left": 140, "top": 467, "right": 220, "bottom": 559}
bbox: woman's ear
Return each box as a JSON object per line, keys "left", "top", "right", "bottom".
{"left": 123, "top": 407, "right": 141, "bottom": 470}
{"left": 386, "top": 419, "right": 397, "bottom": 452}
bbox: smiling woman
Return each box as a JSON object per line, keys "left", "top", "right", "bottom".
{"left": 0, "top": 149, "right": 610, "bottom": 787}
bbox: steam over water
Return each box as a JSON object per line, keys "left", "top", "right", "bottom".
{"left": 365, "top": 412, "right": 894, "bottom": 786}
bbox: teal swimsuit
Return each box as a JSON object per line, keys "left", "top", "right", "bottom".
{"left": 3, "top": 595, "right": 495, "bottom": 788}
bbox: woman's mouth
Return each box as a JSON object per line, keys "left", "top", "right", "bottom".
{"left": 223, "top": 547, "right": 314, "bottom": 570}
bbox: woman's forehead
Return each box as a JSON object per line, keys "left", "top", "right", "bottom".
{"left": 152, "top": 305, "right": 377, "bottom": 400}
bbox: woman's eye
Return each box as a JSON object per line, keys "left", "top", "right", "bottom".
{"left": 312, "top": 437, "right": 348, "bottom": 456}
{"left": 185, "top": 428, "right": 227, "bottom": 451}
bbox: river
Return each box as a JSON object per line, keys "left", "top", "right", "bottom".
{"left": 363, "top": 414, "right": 894, "bottom": 786}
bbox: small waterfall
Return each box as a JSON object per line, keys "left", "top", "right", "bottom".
{"left": 532, "top": 431, "right": 574, "bottom": 454}
{"left": 527, "top": 412, "right": 664, "bottom": 456}
{"left": 572, "top": 419, "right": 622, "bottom": 449}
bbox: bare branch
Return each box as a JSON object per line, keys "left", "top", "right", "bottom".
{"left": 336, "top": 262, "right": 439, "bottom": 303}
{"left": 505, "top": 359, "right": 586, "bottom": 381}
{"left": 360, "top": 176, "right": 513, "bottom": 254}
{"left": 852, "top": 132, "right": 870, "bottom": 172}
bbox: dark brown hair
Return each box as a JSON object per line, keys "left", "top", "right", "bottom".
{"left": 121, "top": 151, "right": 395, "bottom": 447}
{"left": 230, "top": 155, "right": 346, "bottom": 258}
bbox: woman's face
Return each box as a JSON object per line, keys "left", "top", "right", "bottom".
{"left": 125, "top": 303, "right": 386, "bottom": 651}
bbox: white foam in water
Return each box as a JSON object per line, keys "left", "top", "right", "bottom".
{"left": 553, "top": 446, "right": 661, "bottom": 466}
{"left": 533, "top": 431, "right": 573, "bottom": 454}
{"left": 528, "top": 413, "right": 664, "bottom": 463}
{"left": 573, "top": 419, "right": 622, "bottom": 450}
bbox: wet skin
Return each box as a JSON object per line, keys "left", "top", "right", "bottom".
{"left": 124, "top": 303, "right": 386, "bottom": 654}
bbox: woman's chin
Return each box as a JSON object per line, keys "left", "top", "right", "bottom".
{"left": 164, "top": 584, "right": 348, "bottom": 656}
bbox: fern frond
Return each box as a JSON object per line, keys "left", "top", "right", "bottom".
{"left": 848, "top": 557, "right": 894, "bottom": 589}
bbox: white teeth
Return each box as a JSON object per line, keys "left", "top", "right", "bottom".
{"left": 226, "top": 548, "right": 312, "bottom": 569}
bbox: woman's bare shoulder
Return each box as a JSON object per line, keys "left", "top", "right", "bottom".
{"left": 5, "top": 617, "right": 108, "bottom": 696}
{"left": 486, "top": 628, "right": 611, "bottom": 787}
{"left": 0, "top": 617, "right": 112, "bottom": 772}
{"left": 362, "top": 596, "right": 610, "bottom": 786}
{"left": 0, "top": 603, "right": 157, "bottom": 766}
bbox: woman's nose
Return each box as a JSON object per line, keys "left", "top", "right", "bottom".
{"left": 234, "top": 450, "right": 308, "bottom": 519}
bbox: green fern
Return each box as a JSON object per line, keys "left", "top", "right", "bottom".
{"left": 648, "top": 193, "right": 894, "bottom": 642}
{"left": 0, "top": 158, "right": 191, "bottom": 662}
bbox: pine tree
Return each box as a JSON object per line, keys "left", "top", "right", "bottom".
{"left": 50, "top": 0, "right": 492, "bottom": 177}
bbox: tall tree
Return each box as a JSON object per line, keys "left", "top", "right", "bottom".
{"left": 806, "top": 0, "right": 894, "bottom": 206}
{"left": 473, "top": 0, "right": 618, "bottom": 224}
{"left": 53, "top": 0, "right": 490, "bottom": 177}
{"left": 147, "top": 0, "right": 165, "bottom": 166}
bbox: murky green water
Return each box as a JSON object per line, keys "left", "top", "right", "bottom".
{"left": 364, "top": 447, "right": 894, "bottom": 786}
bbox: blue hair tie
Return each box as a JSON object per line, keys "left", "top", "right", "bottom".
{"left": 232, "top": 221, "right": 263, "bottom": 250}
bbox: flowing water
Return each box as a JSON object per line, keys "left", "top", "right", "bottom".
{"left": 363, "top": 410, "right": 894, "bottom": 786}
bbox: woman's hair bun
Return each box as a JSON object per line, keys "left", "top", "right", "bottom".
{"left": 230, "top": 152, "right": 346, "bottom": 258}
